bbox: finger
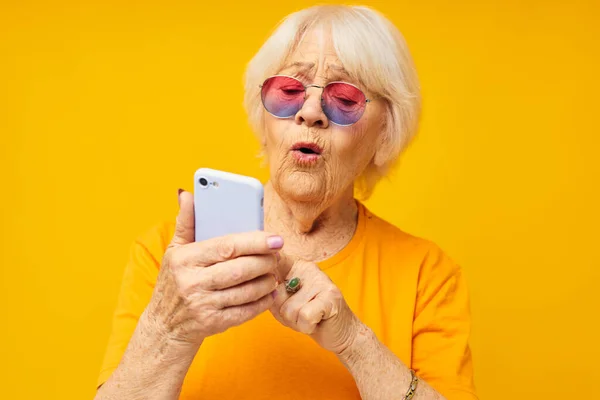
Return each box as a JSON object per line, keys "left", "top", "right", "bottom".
{"left": 276, "top": 252, "right": 297, "bottom": 280}
{"left": 297, "top": 297, "right": 330, "bottom": 334}
{"left": 175, "top": 231, "right": 284, "bottom": 268}
{"left": 219, "top": 292, "right": 274, "bottom": 328}
{"left": 279, "top": 285, "right": 319, "bottom": 327}
{"left": 215, "top": 274, "right": 278, "bottom": 308}
{"left": 170, "top": 189, "right": 195, "bottom": 246}
{"left": 270, "top": 281, "right": 290, "bottom": 314}
{"left": 201, "top": 254, "right": 278, "bottom": 290}
{"left": 271, "top": 259, "right": 313, "bottom": 314}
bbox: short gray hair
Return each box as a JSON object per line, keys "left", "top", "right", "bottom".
{"left": 243, "top": 5, "right": 421, "bottom": 199}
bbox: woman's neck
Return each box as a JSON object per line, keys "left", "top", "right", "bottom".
{"left": 263, "top": 181, "right": 359, "bottom": 263}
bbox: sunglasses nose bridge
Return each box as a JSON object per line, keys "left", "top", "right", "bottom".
{"left": 303, "top": 84, "right": 326, "bottom": 103}
{"left": 295, "top": 84, "right": 329, "bottom": 127}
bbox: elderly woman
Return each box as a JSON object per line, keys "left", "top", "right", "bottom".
{"left": 96, "top": 5, "right": 476, "bottom": 400}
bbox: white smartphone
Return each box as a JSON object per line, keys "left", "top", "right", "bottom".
{"left": 193, "top": 168, "right": 264, "bottom": 242}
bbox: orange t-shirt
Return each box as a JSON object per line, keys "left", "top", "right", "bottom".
{"left": 98, "top": 203, "right": 477, "bottom": 399}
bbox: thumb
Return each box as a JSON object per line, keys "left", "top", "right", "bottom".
{"left": 171, "top": 188, "right": 195, "bottom": 246}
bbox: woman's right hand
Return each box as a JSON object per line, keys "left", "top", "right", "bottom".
{"left": 142, "top": 189, "right": 282, "bottom": 347}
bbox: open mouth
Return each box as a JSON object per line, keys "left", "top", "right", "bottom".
{"left": 291, "top": 142, "right": 322, "bottom": 156}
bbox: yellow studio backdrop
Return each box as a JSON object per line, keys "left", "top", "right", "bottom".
{"left": 1, "top": 0, "right": 598, "bottom": 398}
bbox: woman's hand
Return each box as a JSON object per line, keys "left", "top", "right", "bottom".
{"left": 270, "top": 255, "right": 363, "bottom": 355}
{"left": 144, "top": 190, "right": 282, "bottom": 347}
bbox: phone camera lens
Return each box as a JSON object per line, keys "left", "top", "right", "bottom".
{"left": 199, "top": 177, "right": 208, "bottom": 187}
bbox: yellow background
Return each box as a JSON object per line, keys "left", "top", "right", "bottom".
{"left": 1, "top": 0, "right": 598, "bottom": 398}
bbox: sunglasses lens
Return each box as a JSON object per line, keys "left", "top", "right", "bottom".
{"left": 322, "top": 82, "right": 367, "bottom": 126}
{"left": 261, "top": 76, "right": 305, "bottom": 118}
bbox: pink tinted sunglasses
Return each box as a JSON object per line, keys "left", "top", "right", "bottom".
{"left": 260, "top": 75, "right": 372, "bottom": 126}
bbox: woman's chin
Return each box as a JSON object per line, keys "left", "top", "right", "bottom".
{"left": 276, "top": 172, "right": 326, "bottom": 203}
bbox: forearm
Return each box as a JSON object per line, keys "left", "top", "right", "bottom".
{"left": 95, "top": 310, "right": 200, "bottom": 400}
{"left": 338, "top": 324, "right": 445, "bottom": 400}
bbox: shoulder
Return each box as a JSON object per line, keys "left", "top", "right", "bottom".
{"left": 361, "top": 204, "right": 460, "bottom": 281}
{"left": 362, "top": 204, "right": 450, "bottom": 261}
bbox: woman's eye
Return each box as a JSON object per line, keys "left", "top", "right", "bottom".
{"left": 336, "top": 97, "right": 357, "bottom": 106}
{"left": 281, "top": 88, "right": 304, "bottom": 95}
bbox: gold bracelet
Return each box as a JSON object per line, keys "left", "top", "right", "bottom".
{"left": 404, "top": 369, "right": 419, "bottom": 400}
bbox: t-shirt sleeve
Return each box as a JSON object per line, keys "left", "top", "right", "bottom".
{"left": 411, "top": 245, "right": 478, "bottom": 400}
{"left": 96, "top": 228, "right": 166, "bottom": 388}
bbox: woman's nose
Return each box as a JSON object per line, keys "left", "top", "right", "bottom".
{"left": 294, "top": 87, "right": 329, "bottom": 128}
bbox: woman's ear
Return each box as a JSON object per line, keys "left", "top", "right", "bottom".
{"left": 373, "top": 140, "right": 388, "bottom": 167}
{"left": 257, "top": 133, "right": 268, "bottom": 167}
{"left": 373, "top": 113, "right": 392, "bottom": 167}
{"left": 259, "top": 112, "right": 268, "bottom": 147}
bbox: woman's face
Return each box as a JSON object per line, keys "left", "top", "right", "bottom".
{"left": 263, "top": 28, "right": 386, "bottom": 205}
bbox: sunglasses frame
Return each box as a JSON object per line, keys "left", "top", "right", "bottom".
{"left": 259, "top": 74, "right": 372, "bottom": 127}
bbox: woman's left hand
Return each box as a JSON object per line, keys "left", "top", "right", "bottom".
{"left": 270, "top": 255, "right": 363, "bottom": 354}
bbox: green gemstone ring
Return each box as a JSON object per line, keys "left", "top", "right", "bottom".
{"left": 285, "top": 277, "right": 302, "bottom": 294}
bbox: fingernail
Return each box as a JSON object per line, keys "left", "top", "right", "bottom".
{"left": 177, "top": 188, "right": 183, "bottom": 206}
{"left": 267, "top": 235, "right": 284, "bottom": 249}
{"left": 272, "top": 273, "right": 281, "bottom": 285}
{"left": 271, "top": 290, "right": 278, "bottom": 299}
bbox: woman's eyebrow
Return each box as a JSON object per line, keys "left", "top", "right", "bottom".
{"left": 280, "top": 61, "right": 351, "bottom": 80}
{"left": 326, "top": 63, "right": 351, "bottom": 79}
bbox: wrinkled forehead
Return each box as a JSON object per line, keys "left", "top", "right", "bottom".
{"left": 278, "top": 27, "right": 354, "bottom": 83}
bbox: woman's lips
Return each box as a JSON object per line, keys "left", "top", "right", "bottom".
{"left": 290, "top": 142, "right": 322, "bottom": 165}
{"left": 291, "top": 150, "right": 320, "bottom": 164}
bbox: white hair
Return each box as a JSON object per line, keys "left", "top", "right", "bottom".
{"left": 243, "top": 5, "right": 421, "bottom": 199}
